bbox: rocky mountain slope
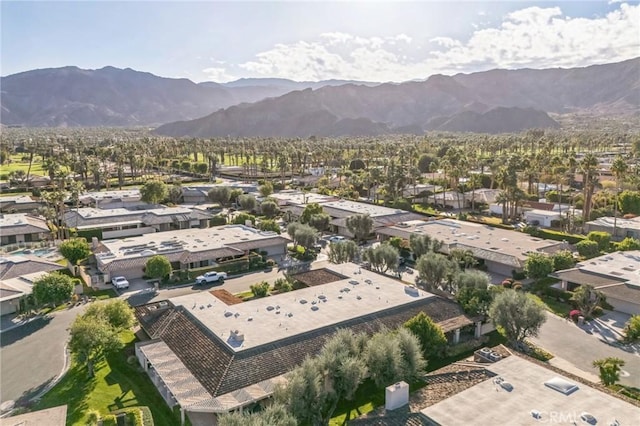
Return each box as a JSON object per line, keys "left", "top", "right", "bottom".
{"left": 156, "top": 58, "right": 639, "bottom": 137}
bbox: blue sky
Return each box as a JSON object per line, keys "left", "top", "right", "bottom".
{"left": 2, "top": 1, "right": 638, "bottom": 82}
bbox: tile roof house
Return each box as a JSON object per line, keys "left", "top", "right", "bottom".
{"left": 0, "top": 270, "right": 62, "bottom": 315}
{"left": 134, "top": 263, "right": 477, "bottom": 424}
{"left": 0, "top": 213, "right": 50, "bottom": 246}
{"left": 0, "top": 255, "right": 65, "bottom": 281}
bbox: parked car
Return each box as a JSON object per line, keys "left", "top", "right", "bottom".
{"left": 328, "top": 235, "right": 346, "bottom": 244}
{"left": 111, "top": 276, "right": 130, "bottom": 289}
{"left": 195, "top": 271, "right": 228, "bottom": 285}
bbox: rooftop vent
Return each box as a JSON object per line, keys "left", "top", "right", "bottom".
{"left": 311, "top": 306, "right": 319, "bottom": 311}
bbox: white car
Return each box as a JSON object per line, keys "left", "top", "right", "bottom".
{"left": 195, "top": 271, "right": 227, "bottom": 285}
{"left": 111, "top": 276, "right": 130, "bottom": 289}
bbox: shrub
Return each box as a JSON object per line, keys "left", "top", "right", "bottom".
{"left": 101, "top": 414, "right": 117, "bottom": 426}
{"left": 576, "top": 239, "right": 600, "bottom": 259}
{"left": 623, "top": 315, "right": 640, "bottom": 343}
{"left": 86, "top": 409, "right": 101, "bottom": 426}
{"left": 250, "top": 281, "right": 270, "bottom": 298}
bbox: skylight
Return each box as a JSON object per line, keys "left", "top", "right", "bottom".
{"left": 544, "top": 377, "right": 579, "bottom": 395}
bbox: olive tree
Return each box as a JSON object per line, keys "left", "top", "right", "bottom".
{"left": 59, "top": 237, "right": 91, "bottom": 270}
{"left": 489, "top": 290, "right": 546, "bottom": 350}
{"left": 275, "top": 329, "right": 367, "bottom": 425}
{"left": 207, "top": 186, "right": 231, "bottom": 207}
{"left": 259, "top": 199, "right": 279, "bottom": 218}
{"left": 69, "top": 299, "right": 136, "bottom": 377}
{"left": 346, "top": 214, "right": 373, "bottom": 243}
{"left": 288, "top": 223, "right": 317, "bottom": 250}
{"left": 362, "top": 244, "right": 399, "bottom": 274}
{"left": 328, "top": 240, "right": 359, "bottom": 264}
{"left": 415, "top": 252, "right": 458, "bottom": 292}
{"left": 218, "top": 404, "right": 296, "bottom": 426}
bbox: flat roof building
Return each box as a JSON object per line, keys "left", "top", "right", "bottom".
{"left": 377, "top": 219, "right": 567, "bottom": 277}
{"left": 0, "top": 214, "right": 50, "bottom": 247}
{"left": 421, "top": 355, "right": 640, "bottom": 425}
{"left": 585, "top": 216, "right": 640, "bottom": 241}
{"left": 552, "top": 251, "right": 640, "bottom": 315}
{"left": 134, "top": 263, "right": 475, "bottom": 423}
{"left": 94, "top": 225, "right": 290, "bottom": 281}
{"left": 64, "top": 206, "right": 214, "bottom": 239}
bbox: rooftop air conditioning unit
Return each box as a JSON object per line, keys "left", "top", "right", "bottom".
{"left": 489, "top": 352, "right": 502, "bottom": 362}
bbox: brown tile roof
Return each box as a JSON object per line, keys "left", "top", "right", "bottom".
{"left": 0, "top": 257, "right": 65, "bottom": 280}
{"left": 135, "top": 297, "right": 472, "bottom": 399}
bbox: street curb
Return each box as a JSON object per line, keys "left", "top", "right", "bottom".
{"left": 0, "top": 315, "right": 44, "bottom": 334}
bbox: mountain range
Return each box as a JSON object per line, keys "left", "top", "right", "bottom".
{"left": 0, "top": 67, "right": 375, "bottom": 128}
{"left": 2, "top": 58, "right": 638, "bottom": 135}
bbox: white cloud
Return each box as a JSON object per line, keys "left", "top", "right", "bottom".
{"left": 202, "top": 67, "right": 237, "bottom": 83}
{"left": 238, "top": 3, "right": 639, "bottom": 81}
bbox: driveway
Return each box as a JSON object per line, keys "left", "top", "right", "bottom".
{"left": 0, "top": 305, "right": 86, "bottom": 406}
{"left": 529, "top": 312, "right": 640, "bottom": 388}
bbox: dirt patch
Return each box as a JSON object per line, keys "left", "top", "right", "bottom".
{"left": 292, "top": 268, "right": 347, "bottom": 287}
{"left": 210, "top": 289, "right": 243, "bottom": 305}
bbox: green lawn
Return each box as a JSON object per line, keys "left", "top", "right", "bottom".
{"left": 528, "top": 293, "right": 573, "bottom": 318}
{"left": 35, "top": 331, "right": 182, "bottom": 426}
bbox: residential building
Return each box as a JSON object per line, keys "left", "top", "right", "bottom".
{"left": 585, "top": 216, "right": 640, "bottom": 241}
{"left": 523, "top": 209, "right": 563, "bottom": 228}
{"left": 377, "top": 219, "right": 567, "bottom": 277}
{"left": 552, "top": 251, "right": 640, "bottom": 315}
{"left": 426, "top": 191, "right": 466, "bottom": 210}
{"left": 134, "top": 262, "right": 477, "bottom": 424}
{"left": 0, "top": 271, "right": 63, "bottom": 315}
{"left": 0, "top": 213, "right": 50, "bottom": 246}
{"left": 0, "top": 255, "right": 65, "bottom": 281}
{"left": 93, "top": 225, "right": 289, "bottom": 282}
{"left": 0, "top": 195, "right": 45, "bottom": 214}
{"left": 78, "top": 189, "right": 145, "bottom": 209}
{"left": 420, "top": 354, "right": 639, "bottom": 425}
{"left": 64, "top": 206, "right": 215, "bottom": 240}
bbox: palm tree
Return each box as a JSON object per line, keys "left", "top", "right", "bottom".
{"left": 592, "top": 357, "right": 625, "bottom": 386}
{"left": 580, "top": 153, "right": 600, "bottom": 224}
{"left": 610, "top": 155, "right": 628, "bottom": 238}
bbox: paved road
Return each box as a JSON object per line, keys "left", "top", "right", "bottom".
{"left": 125, "top": 258, "right": 330, "bottom": 306}
{"left": 530, "top": 313, "right": 640, "bottom": 388}
{"left": 0, "top": 305, "right": 86, "bottom": 405}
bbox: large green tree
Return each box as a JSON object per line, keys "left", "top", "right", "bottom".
{"left": 300, "top": 203, "right": 324, "bottom": 224}
{"left": 145, "top": 255, "right": 172, "bottom": 281}
{"left": 139, "top": 179, "right": 168, "bottom": 204}
{"left": 489, "top": 290, "right": 546, "bottom": 350}
{"left": 208, "top": 186, "right": 232, "bottom": 207}
{"left": 32, "top": 272, "right": 75, "bottom": 307}
{"left": 524, "top": 253, "right": 554, "bottom": 279}
{"left": 68, "top": 299, "right": 136, "bottom": 377}
{"left": 404, "top": 312, "right": 447, "bottom": 359}
{"left": 59, "top": 238, "right": 91, "bottom": 266}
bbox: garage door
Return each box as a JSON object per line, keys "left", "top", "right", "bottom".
{"left": 485, "top": 260, "right": 515, "bottom": 277}
{"left": 607, "top": 297, "right": 640, "bottom": 316}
